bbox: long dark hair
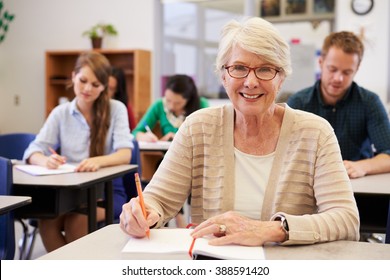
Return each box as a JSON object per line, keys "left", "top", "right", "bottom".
{"left": 73, "top": 51, "right": 111, "bottom": 157}
{"left": 110, "top": 66, "right": 128, "bottom": 106}
{"left": 165, "top": 74, "right": 200, "bottom": 116}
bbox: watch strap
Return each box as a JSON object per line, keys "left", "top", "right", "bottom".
{"left": 274, "top": 214, "right": 289, "bottom": 242}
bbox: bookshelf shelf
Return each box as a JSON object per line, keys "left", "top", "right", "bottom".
{"left": 45, "top": 49, "right": 151, "bottom": 121}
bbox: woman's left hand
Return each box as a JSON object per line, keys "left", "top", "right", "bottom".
{"left": 75, "top": 158, "right": 102, "bottom": 172}
{"left": 191, "top": 211, "right": 283, "bottom": 246}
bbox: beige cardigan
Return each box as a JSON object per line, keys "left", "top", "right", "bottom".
{"left": 143, "top": 104, "right": 360, "bottom": 245}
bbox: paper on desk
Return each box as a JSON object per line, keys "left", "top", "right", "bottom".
{"left": 121, "top": 228, "right": 265, "bottom": 260}
{"left": 138, "top": 141, "right": 171, "bottom": 150}
{"left": 15, "top": 163, "right": 76, "bottom": 176}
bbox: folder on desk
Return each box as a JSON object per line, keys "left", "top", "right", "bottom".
{"left": 121, "top": 228, "right": 265, "bottom": 260}
{"left": 15, "top": 164, "right": 76, "bottom": 176}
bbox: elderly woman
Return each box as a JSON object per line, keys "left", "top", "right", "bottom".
{"left": 120, "top": 17, "right": 359, "bottom": 246}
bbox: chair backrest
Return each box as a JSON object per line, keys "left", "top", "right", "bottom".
{"left": 0, "top": 156, "right": 16, "bottom": 260}
{"left": 0, "top": 133, "right": 36, "bottom": 160}
{"left": 123, "top": 139, "right": 142, "bottom": 201}
{"left": 131, "top": 139, "right": 142, "bottom": 174}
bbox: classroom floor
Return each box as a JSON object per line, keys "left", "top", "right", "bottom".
{"left": 14, "top": 220, "right": 47, "bottom": 260}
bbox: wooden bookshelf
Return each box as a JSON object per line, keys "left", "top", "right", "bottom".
{"left": 45, "top": 49, "right": 151, "bottom": 121}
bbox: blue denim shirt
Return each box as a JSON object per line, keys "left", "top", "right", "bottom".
{"left": 24, "top": 98, "right": 133, "bottom": 161}
{"left": 23, "top": 98, "right": 134, "bottom": 217}
{"left": 287, "top": 81, "right": 390, "bottom": 160}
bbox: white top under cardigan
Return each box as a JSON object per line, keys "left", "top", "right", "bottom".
{"left": 143, "top": 103, "right": 360, "bottom": 245}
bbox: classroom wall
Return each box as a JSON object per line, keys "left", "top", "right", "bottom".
{"left": 0, "top": 0, "right": 154, "bottom": 134}
{"left": 1, "top": 0, "right": 389, "bottom": 134}
{"left": 336, "top": 0, "right": 390, "bottom": 105}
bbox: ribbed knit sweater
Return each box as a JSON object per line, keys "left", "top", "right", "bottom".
{"left": 143, "top": 104, "right": 360, "bottom": 245}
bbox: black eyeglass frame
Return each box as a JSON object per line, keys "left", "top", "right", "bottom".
{"left": 224, "top": 65, "right": 281, "bottom": 81}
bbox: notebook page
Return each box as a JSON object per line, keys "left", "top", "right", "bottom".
{"left": 121, "top": 228, "right": 193, "bottom": 259}
{"left": 15, "top": 163, "right": 76, "bottom": 176}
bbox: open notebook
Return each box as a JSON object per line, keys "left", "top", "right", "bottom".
{"left": 121, "top": 228, "right": 265, "bottom": 260}
{"left": 15, "top": 163, "right": 76, "bottom": 176}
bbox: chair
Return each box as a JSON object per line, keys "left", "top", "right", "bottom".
{"left": 386, "top": 202, "right": 390, "bottom": 244}
{"left": 0, "top": 156, "right": 16, "bottom": 260}
{"left": 97, "top": 138, "right": 142, "bottom": 227}
{"left": 0, "top": 133, "right": 36, "bottom": 160}
{"left": 123, "top": 138, "right": 142, "bottom": 202}
{"left": 0, "top": 133, "right": 37, "bottom": 259}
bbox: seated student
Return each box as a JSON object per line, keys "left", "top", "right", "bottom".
{"left": 132, "top": 74, "right": 209, "bottom": 142}
{"left": 132, "top": 74, "right": 209, "bottom": 228}
{"left": 108, "top": 66, "right": 137, "bottom": 130}
{"left": 120, "top": 17, "right": 359, "bottom": 245}
{"left": 287, "top": 31, "right": 390, "bottom": 242}
{"left": 287, "top": 31, "right": 390, "bottom": 179}
{"left": 23, "top": 51, "right": 133, "bottom": 252}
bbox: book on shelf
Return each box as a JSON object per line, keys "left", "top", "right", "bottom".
{"left": 14, "top": 163, "right": 76, "bottom": 176}
{"left": 121, "top": 228, "right": 265, "bottom": 260}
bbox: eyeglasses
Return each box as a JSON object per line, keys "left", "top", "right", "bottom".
{"left": 224, "top": 65, "right": 280, "bottom": 81}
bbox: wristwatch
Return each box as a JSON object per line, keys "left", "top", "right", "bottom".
{"left": 274, "top": 215, "right": 289, "bottom": 242}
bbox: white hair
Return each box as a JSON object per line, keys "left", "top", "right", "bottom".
{"left": 215, "top": 17, "right": 292, "bottom": 79}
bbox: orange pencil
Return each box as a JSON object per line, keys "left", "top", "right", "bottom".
{"left": 135, "top": 173, "right": 150, "bottom": 238}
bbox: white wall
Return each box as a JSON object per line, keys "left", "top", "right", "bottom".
{"left": 336, "top": 0, "right": 390, "bottom": 104}
{"left": 0, "top": 0, "right": 155, "bottom": 134}
{"left": 1, "top": 0, "right": 389, "bottom": 134}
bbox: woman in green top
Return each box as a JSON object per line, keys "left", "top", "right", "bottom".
{"left": 133, "top": 74, "right": 208, "bottom": 228}
{"left": 133, "top": 74, "right": 209, "bottom": 142}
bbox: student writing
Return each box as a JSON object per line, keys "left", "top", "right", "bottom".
{"left": 23, "top": 51, "right": 133, "bottom": 252}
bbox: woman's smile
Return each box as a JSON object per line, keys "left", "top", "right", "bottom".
{"left": 240, "top": 92, "right": 263, "bottom": 99}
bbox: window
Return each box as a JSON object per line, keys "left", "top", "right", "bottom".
{"left": 260, "top": 0, "right": 335, "bottom": 22}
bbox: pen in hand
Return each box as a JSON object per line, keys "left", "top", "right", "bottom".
{"left": 143, "top": 122, "right": 158, "bottom": 142}
{"left": 48, "top": 147, "right": 66, "bottom": 165}
{"left": 135, "top": 172, "right": 150, "bottom": 239}
{"left": 144, "top": 123, "right": 153, "bottom": 134}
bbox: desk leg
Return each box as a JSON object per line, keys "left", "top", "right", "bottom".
{"left": 105, "top": 181, "right": 114, "bottom": 225}
{"left": 386, "top": 199, "right": 390, "bottom": 244}
{"left": 87, "top": 187, "right": 97, "bottom": 233}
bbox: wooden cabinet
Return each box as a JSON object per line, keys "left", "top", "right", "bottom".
{"left": 45, "top": 49, "right": 151, "bottom": 121}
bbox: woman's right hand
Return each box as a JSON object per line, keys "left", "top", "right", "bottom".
{"left": 119, "top": 197, "right": 160, "bottom": 237}
{"left": 136, "top": 132, "right": 159, "bottom": 142}
{"left": 46, "top": 153, "right": 66, "bottom": 169}
{"left": 27, "top": 151, "right": 65, "bottom": 170}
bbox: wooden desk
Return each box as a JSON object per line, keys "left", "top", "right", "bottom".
{"left": 38, "top": 224, "right": 390, "bottom": 260}
{"left": 139, "top": 141, "right": 170, "bottom": 181}
{"left": 0, "top": 195, "right": 31, "bottom": 215}
{"left": 13, "top": 164, "right": 137, "bottom": 232}
{"left": 350, "top": 173, "right": 390, "bottom": 243}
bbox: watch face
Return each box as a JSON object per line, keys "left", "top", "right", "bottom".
{"left": 351, "top": 0, "right": 374, "bottom": 15}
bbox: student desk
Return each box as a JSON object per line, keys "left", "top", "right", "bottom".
{"left": 350, "top": 173, "right": 390, "bottom": 244}
{"left": 12, "top": 164, "right": 137, "bottom": 232}
{"left": 138, "top": 141, "right": 171, "bottom": 152}
{"left": 139, "top": 141, "right": 170, "bottom": 181}
{"left": 0, "top": 195, "right": 31, "bottom": 215}
{"left": 38, "top": 224, "right": 390, "bottom": 260}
